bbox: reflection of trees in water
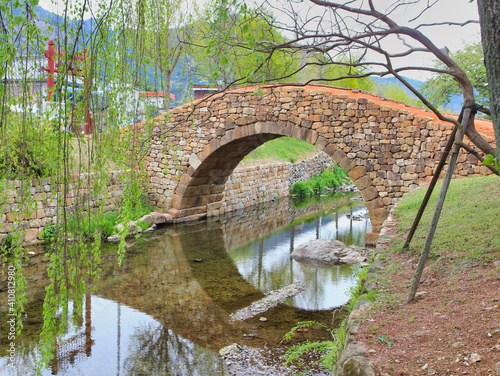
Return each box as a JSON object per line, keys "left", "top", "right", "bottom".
{"left": 0, "top": 341, "right": 39, "bottom": 376}
{"left": 2, "top": 194, "right": 370, "bottom": 374}
{"left": 123, "top": 323, "right": 222, "bottom": 376}
{"left": 228, "top": 198, "right": 369, "bottom": 310}
{"left": 236, "top": 232, "right": 356, "bottom": 309}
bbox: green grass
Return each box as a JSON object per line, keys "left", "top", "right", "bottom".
{"left": 290, "top": 166, "right": 350, "bottom": 198}
{"left": 241, "top": 137, "right": 318, "bottom": 164}
{"left": 40, "top": 200, "right": 155, "bottom": 242}
{"left": 394, "top": 175, "right": 500, "bottom": 259}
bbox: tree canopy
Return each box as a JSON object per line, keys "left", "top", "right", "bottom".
{"left": 421, "top": 42, "right": 488, "bottom": 109}
{"left": 188, "top": 1, "right": 299, "bottom": 89}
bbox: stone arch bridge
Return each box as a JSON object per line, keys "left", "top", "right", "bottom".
{"left": 145, "top": 84, "right": 490, "bottom": 240}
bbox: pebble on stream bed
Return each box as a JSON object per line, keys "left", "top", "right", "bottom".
{"left": 220, "top": 343, "right": 332, "bottom": 376}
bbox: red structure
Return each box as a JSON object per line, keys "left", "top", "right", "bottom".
{"left": 44, "top": 40, "right": 92, "bottom": 134}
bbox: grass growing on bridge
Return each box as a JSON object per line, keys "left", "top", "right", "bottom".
{"left": 241, "top": 136, "right": 318, "bottom": 164}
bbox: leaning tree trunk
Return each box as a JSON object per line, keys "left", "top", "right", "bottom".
{"left": 478, "top": 0, "right": 500, "bottom": 158}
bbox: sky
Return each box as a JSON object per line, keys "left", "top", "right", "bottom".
{"left": 37, "top": 0, "right": 482, "bottom": 80}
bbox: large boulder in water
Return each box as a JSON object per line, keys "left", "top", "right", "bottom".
{"left": 291, "top": 239, "right": 369, "bottom": 268}
{"left": 291, "top": 239, "right": 345, "bottom": 267}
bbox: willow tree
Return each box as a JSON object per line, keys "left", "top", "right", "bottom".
{"left": 0, "top": 0, "right": 187, "bottom": 372}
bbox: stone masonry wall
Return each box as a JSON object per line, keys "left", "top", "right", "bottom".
{"left": 287, "top": 151, "right": 334, "bottom": 185}
{"left": 0, "top": 172, "right": 125, "bottom": 243}
{"left": 0, "top": 153, "right": 332, "bottom": 243}
{"left": 221, "top": 152, "right": 333, "bottom": 214}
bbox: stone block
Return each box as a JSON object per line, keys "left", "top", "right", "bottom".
{"left": 368, "top": 207, "right": 389, "bottom": 232}
{"left": 171, "top": 194, "right": 182, "bottom": 209}
{"left": 167, "top": 208, "right": 180, "bottom": 219}
{"left": 175, "top": 183, "right": 188, "bottom": 196}
{"left": 307, "top": 130, "right": 318, "bottom": 145}
{"left": 350, "top": 166, "right": 367, "bottom": 181}
{"left": 24, "top": 228, "right": 39, "bottom": 243}
{"left": 361, "top": 186, "right": 379, "bottom": 202}
{"left": 314, "top": 136, "right": 328, "bottom": 151}
{"left": 354, "top": 175, "right": 372, "bottom": 191}
{"left": 188, "top": 153, "right": 202, "bottom": 169}
{"left": 364, "top": 232, "right": 379, "bottom": 247}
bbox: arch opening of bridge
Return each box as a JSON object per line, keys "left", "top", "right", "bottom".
{"left": 167, "top": 126, "right": 383, "bottom": 234}
{"left": 145, "top": 84, "right": 491, "bottom": 245}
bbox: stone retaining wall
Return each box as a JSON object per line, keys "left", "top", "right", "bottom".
{"left": 0, "top": 172, "right": 125, "bottom": 243}
{"left": 334, "top": 211, "right": 395, "bottom": 375}
{"left": 221, "top": 152, "right": 333, "bottom": 214}
{"left": 0, "top": 152, "right": 333, "bottom": 243}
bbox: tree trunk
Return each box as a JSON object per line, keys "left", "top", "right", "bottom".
{"left": 478, "top": 0, "right": 500, "bottom": 158}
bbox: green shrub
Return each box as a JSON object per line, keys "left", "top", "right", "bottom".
{"left": 311, "top": 178, "right": 326, "bottom": 195}
{"left": 290, "top": 163, "right": 350, "bottom": 199}
{"left": 97, "top": 212, "right": 119, "bottom": 238}
{"left": 291, "top": 181, "right": 313, "bottom": 199}
{"left": 281, "top": 321, "right": 346, "bottom": 371}
{"left": 66, "top": 211, "right": 119, "bottom": 240}
{"left": 1, "top": 233, "right": 14, "bottom": 250}
{"left": 282, "top": 264, "right": 376, "bottom": 371}
{"left": 41, "top": 198, "right": 154, "bottom": 242}
{"left": 40, "top": 223, "right": 57, "bottom": 243}
{"left": 136, "top": 220, "right": 151, "bottom": 232}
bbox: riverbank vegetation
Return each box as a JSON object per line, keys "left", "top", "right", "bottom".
{"left": 290, "top": 166, "right": 351, "bottom": 199}
{"left": 282, "top": 265, "right": 375, "bottom": 372}
{"left": 39, "top": 199, "right": 155, "bottom": 243}
{"left": 283, "top": 175, "right": 499, "bottom": 375}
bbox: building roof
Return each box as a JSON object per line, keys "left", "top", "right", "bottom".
{"left": 7, "top": 57, "right": 46, "bottom": 81}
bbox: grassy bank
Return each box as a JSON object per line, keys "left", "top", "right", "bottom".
{"left": 241, "top": 137, "right": 318, "bottom": 164}
{"left": 393, "top": 174, "right": 500, "bottom": 260}
{"left": 352, "top": 174, "right": 500, "bottom": 375}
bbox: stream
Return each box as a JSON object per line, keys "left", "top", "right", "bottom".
{"left": 0, "top": 192, "right": 371, "bottom": 375}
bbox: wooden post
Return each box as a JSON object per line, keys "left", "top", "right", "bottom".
{"left": 407, "top": 106, "right": 473, "bottom": 302}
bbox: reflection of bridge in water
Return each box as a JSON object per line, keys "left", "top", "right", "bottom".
{"left": 0, "top": 195, "right": 365, "bottom": 374}
{"left": 48, "top": 294, "right": 93, "bottom": 374}
{"left": 97, "top": 200, "right": 352, "bottom": 352}
{"left": 96, "top": 195, "right": 363, "bottom": 350}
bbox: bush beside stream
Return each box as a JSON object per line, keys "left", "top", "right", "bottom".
{"left": 290, "top": 165, "right": 351, "bottom": 199}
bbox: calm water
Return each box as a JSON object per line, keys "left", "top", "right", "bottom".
{"left": 0, "top": 193, "right": 371, "bottom": 375}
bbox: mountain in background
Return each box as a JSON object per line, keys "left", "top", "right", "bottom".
{"left": 371, "top": 76, "right": 463, "bottom": 114}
